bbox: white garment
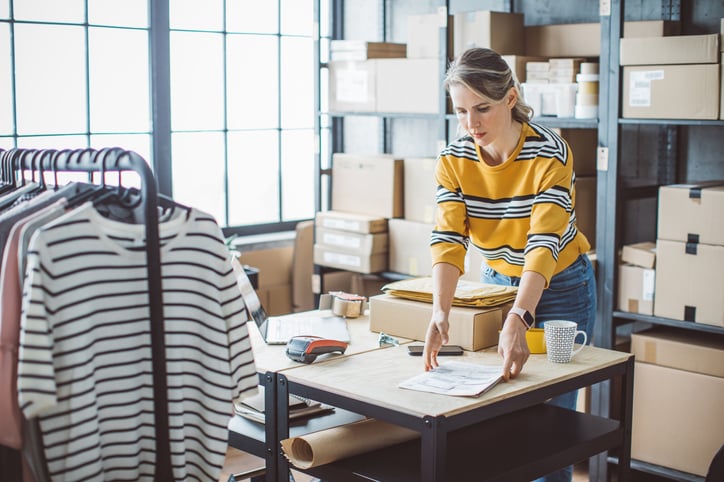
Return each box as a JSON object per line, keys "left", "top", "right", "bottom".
{"left": 18, "top": 202, "right": 258, "bottom": 481}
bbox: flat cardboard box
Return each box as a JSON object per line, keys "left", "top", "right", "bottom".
{"left": 631, "top": 362, "right": 724, "bottom": 477}
{"left": 403, "top": 157, "right": 437, "bottom": 223}
{"left": 654, "top": 239, "right": 724, "bottom": 327}
{"left": 620, "top": 33, "right": 719, "bottom": 66}
{"left": 315, "top": 227, "right": 389, "bottom": 255}
{"left": 524, "top": 23, "right": 600, "bottom": 57}
{"left": 621, "top": 241, "right": 656, "bottom": 268}
{"left": 617, "top": 264, "right": 654, "bottom": 315}
{"left": 622, "top": 64, "right": 720, "bottom": 120}
{"left": 630, "top": 327, "right": 724, "bottom": 378}
{"left": 575, "top": 175, "right": 597, "bottom": 249}
{"left": 406, "top": 12, "right": 452, "bottom": 59}
{"left": 315, "top": 210, "right": 388, "bottom": 234}
{"left": 313, "top": 244, "right": 387, "bottom": 274}
{"left": 328, "top": 60, "right": 377, "bottom": 112}
{"left": 453, "top": 10, "right": 524, "bottom": 57}
{"left": 622, "top": 19, "right": 680, "bottom": 38}
{"left": 388, "top": 219, "right": 434, "bottom": 277}
{"left": 375, "top": 58, "right": 439, "bottom": 114}
{"left": 657, "top": 183, "right": 724, "bottom": 245}
{"left": 331, "top": 153, "right": 404, "bottom": 219}
{"left": 368, "top": 294, "right": 510, "bottom": 351}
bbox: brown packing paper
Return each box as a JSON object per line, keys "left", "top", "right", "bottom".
{"left": 280, "top": 418, "right": 419, "bottom": 469}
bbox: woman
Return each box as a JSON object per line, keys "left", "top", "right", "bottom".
{"left": 422, "top": 48, "right": 596, "bottom": 482}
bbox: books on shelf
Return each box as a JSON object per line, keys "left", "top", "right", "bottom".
{"left": 234, "top": 386, "right": 334, "bottom": 424}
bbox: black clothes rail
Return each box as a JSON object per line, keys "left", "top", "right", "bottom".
{"left": 1, "top": 147, "right": 172, "bottom": 481}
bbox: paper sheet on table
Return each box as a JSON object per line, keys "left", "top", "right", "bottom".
{"left": 398, "top": 361, "right": 504, "bottom": 397}
{"left": 382, "top": 277, "right": 517, "bottom": 307}
{"left": 280, "top": 418, "right": 419, "bottom": 469}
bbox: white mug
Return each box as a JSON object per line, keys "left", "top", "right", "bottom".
{"left": 543, "top": 320, "right": 587, "bottom": 363}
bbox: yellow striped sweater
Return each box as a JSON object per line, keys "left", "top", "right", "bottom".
{"left": 430, "top": 122, "right": 591, "bottom": 285}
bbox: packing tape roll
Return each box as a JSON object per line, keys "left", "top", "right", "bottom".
{"left": 331, "top": 296, "right": 363, "bottom": 318}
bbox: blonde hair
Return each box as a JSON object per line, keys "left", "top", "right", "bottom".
{"left": 443, "top": 47, "right": 534, "bottom": 123}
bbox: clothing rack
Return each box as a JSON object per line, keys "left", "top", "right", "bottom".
{"left": 1, "top": 147, "right": 173, "bottom": 481}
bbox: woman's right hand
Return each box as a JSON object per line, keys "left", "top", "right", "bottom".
{"left": 423, "top": 315, "right": 449, "bottom": 371}
{"left": 497, "top": 314, "right": 530, "bottom": 380}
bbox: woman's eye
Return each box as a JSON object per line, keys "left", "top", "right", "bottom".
{"left": 477, "top": 106, "right": 490, "bottom": 113}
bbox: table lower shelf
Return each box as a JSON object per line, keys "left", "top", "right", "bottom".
{"left": 295, "top": 404, "right": 623, "bottom": 482}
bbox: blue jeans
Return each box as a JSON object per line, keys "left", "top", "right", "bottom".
{"left": 481, "top": 254, "right": 597, "bottom": 482}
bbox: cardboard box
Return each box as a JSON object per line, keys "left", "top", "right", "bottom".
{"left": 315, "top": 227, "right": 389, "bottom": 254}
{"left": 617, "top": 264, "right": 654, "bottom": 315}
{"left": 620, "top": 33, "right": 719, "bottom": 66}
{"left": 388, "top": 219, "right": 434, "bottom": 277}
{"left": 403, "top": 157, "right": 437, "bottom": 223}
{"left": 330, "top": 41, "right": 406, "bottom": 61}
{"left": 331, "top": 153, "right": 404, "bottom": 219}
{"left": 406, "top": 12, "right": 452, "bottom": 59}
{"left": 622, "top": 64, "right": 720, "bottom": 120}
{"left": 623, "top": 20, "right": 680, "bottom": 38}
{"left": 630, "top": 327, "right": 724, "bottom": 378}
{"left": 502, "top": 55, "right": 546, "bottom": 83}
{"left": 350, "top": 273, "right": 388, "bottom": 299}
{"left": 654, "top": 239, "right": 724, "bottom": 327}
{"left": 368, "top": 294, "right": 510, "bottom": 351}
{"left": 453, "top": 10, "right": 525, "bottom": 58}
{"left": 256, "top": 283, "right": 292, "bottom": 316}
{"left": 328, "top": 60, "right": 377, "bottom": 112}
{"left": 631, "top": 361, "right": 724, "bottom": 477}
{"left": 657, "top": 183, "right": 724, "bottom": 245}
{"left": 313, "top": 244, "right": 387, "bottom": 274}
{"left": 575, "top": 175, "right": 597, "bottom": 249}
{"left": 315, "top": 210, "right": 388, "bottom": 234}
{"left": 524, "top": 23, "right": 600, "bottom": 57}
{"left": 375, "top": 58, "right": 439, "bottom": 114}
{"left": 240, "top": 246, "right": 293, "bottom": 287}
{"left": 621, "top": 241, "right": 656, "bottom": 268}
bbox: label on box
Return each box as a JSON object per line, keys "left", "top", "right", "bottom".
{"left": 322, "top": 251, "right": 362, "bottom": 268}
{"left": 321, "top": 231, "right": 362, "bottom": 250}
{"left": 628, "top": 70, "right": 664, "bottom": 107}
{"left": 642, "top": 269, "right": 655, "bottom": 301}
{"left": 320, "top": 218, "right": 361, "bottom": 232}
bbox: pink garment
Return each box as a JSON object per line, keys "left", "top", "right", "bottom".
{"left": 0, "top": 216, "right": 28, "bottom": 449}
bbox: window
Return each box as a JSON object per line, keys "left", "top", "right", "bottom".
{"left": 0, "top": 0, "right": 323, "bottom": 235}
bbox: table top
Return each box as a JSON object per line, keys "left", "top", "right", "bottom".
{"left": 248, "top": 309, "right": 411, "bottom": 374}
{"left": 281, "top": 344, "right": 632, "bottom": 419}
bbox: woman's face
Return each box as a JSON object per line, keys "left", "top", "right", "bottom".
{"left": 449, "top": 83, "right": 514, "bottom": 147}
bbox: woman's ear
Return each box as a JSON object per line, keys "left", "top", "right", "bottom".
{"left": 506, "top": 87, "right": 518, "bottom": 109}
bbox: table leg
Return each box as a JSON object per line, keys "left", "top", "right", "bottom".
{"left": 420, "top": 416, "right": 446, "bottom": 482}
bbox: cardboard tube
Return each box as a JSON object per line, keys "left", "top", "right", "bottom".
{"left": 280, "top": 418, "right": 419, "bottom": 469}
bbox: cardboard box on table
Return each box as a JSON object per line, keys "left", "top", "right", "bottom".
{"left": 630, "top": 328, "right": 724, "bottom": 477}
{"left": 368, "top": 294, "right": 511, "bottom": 351}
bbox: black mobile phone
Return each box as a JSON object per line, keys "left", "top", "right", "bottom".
{"left": 407, "top": 345, "right": 464, "bottom": 356}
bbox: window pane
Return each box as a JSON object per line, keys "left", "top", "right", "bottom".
{"left": 281, "top": 129, "right": 314, "bottom": 221}
{"left": 280, "top": 0, "right": 312, "bottom": 36}
{"left": 170, "top": 31, "right": 225, "bottom": 131}
{"left": 170, "top": 0, "right": 223, "bottom": 31}
{"left": 15, "top": 24, "right": 86, "bottom": 135}
{"left": 227, "top": 34, "right": 278, "bottom": 130}
{"left": 90, "top": 133, "right": 152, "bottom": 168}
{"left": 281, "top": 36, "right": 313, "bottom": 129}
{"left": 0, "top": 137, "right": 13, "bottom": 149}
{"left": 89, "top": 27, "right": 150, "bottom": 133}
{"left": 227, "top": 130, "right": 279, "bottom": 225}
{"left": 89, "top": 0, "right": 148, "bottom": 27}
{"left": 226, "top": 0, "right": 277, "bottom": 34}
{"left": 14, "top": 0, "right": 85, "bottom": 23}
{"left": 0, "top": 0, "right": 8, "bottom": 19}
{"left": 172, "top": 131, "right": 226, "bottom": 222}
{"left": 0, "top": 24, "right": 12, "bottom": 135}
{"left": 16, "top": 135, "right": 88, "bottom": 149}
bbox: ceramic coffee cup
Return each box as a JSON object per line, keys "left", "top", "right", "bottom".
{"left": 543, "top": 320, "right": 587, "bottom": 363}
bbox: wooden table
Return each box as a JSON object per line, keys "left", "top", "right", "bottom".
{"left": 227, "top": 309, "right": 412, "bottom": 481}
{"left": 275, "top": 345, "right": 634, "bottom": 482}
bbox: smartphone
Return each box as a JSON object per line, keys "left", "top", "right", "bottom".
{"left": 407, "top": 345, "right": 464, "bottom": 356}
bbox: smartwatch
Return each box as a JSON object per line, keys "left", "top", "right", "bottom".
{"left": 509, "top": 307, "right": 535, "bottom": 330}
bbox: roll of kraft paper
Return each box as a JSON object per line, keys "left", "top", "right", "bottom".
{"left": 280, "top": 418, "right": 419, "bottom": 469}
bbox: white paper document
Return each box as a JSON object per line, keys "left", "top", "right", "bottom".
{"left": 398, "top": 361, "right": 504, "bottom": 397}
